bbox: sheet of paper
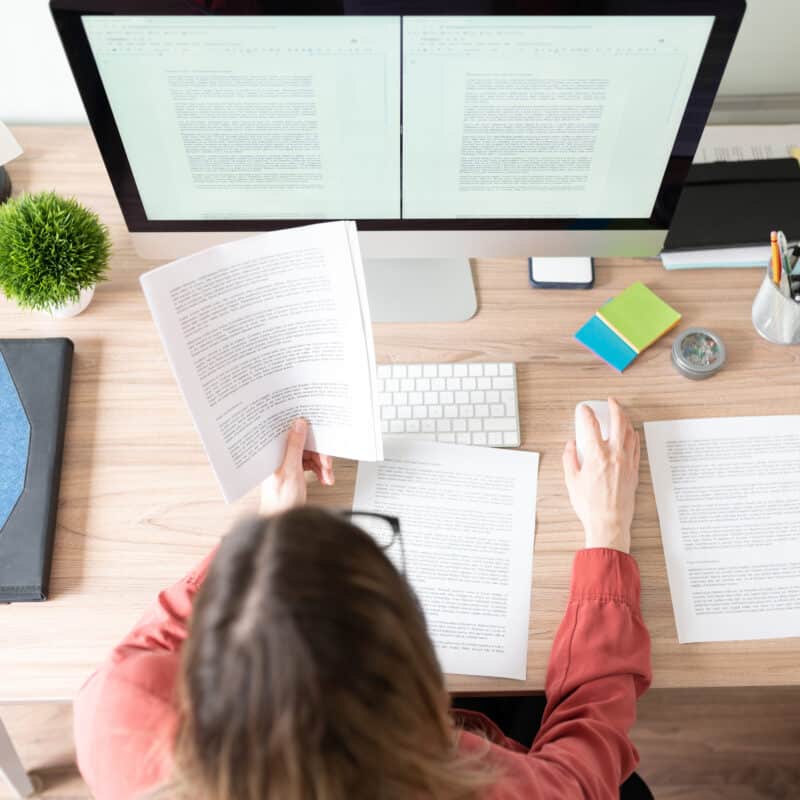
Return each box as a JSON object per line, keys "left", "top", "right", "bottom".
{"left": 0, "top": 122, "right": 22, "bottom": 167}
{"left": 353, "top": 438, "right": 539, "bottom": 680}
{"left": 693, "top": 124, "right": 800, "bottom": 164}
{"left": 645, "top": 416, "right": 800, "bottom": 643}
{"left": 141, "top": 221, "right": 382, "bottom": 502}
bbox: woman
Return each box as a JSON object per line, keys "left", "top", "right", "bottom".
{"left": 74, "top": 399, "right": 651, "bottom": 799}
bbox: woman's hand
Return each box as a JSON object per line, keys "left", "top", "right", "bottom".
{"left": 562, "top": 397, "right": 640, "bottom": 553}
{"left": 259, "top": 418, "right": 335, "bottom": 517}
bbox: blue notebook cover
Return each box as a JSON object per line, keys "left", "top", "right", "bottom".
{"left": 575, "top": 315, "right": 637, "bottom": 372}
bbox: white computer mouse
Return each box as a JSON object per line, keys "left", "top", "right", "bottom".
{"left": 575, "top": 401, "right": 610, "bottom": 465}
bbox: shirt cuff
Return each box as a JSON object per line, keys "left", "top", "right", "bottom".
{"left": 569, "top": 547, "right": 641, "bottom": 609}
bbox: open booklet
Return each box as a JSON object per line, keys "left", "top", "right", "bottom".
{"left": 354, "top": 438, "right": 539, "bottom": 680}
{"left": 645, "top": 415, "right": 800, "bottom": 643}
{"left": 141, "top": 221, "right": 382, "bottom": 502}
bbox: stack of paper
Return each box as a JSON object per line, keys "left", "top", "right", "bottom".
{"left": 575, "top": 282, "right": 681, "bottom": 371}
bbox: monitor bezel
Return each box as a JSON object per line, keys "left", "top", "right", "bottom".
{"left": 50, "top": 0, "right": 745, "bottom": 234}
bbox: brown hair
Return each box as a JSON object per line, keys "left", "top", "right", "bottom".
{"left": 164, "top": 507, "right": 493, "bottom": 800}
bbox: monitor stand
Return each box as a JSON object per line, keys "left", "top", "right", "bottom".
{"left": 363, "top": 258, "right": 477, "bottom": 323}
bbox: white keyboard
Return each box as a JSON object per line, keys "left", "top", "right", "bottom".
{"left": 376, "top": 362, "right": 520, "bottom": 447}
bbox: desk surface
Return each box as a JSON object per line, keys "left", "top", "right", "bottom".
{"left": 2, "top": 125, "right": 799, "bottom": 702}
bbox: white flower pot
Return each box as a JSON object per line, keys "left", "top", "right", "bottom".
{"left": 47, "top": 285, "right": 95, "bottom": 318}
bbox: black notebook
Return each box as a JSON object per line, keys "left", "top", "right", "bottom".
{"left": 663, "top": 158, "right": 800, "bottom": 252}
{"left": 0, "top": 338, "right": 73, "bottom": 602}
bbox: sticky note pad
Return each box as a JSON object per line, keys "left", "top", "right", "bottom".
{"left": 596, "top": 281, "right": 681, "bottom": 353}
{"left": 575, "top": 315, "right": 637, "bottom": 372}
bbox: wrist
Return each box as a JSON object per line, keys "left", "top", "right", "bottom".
{"left": 583, "top": 521, "right": 631, "bottom": 553}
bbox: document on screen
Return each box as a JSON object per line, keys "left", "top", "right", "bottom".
{"left": 353, "top": 438, "right": 539, "bottom": 679}
{"left": 141, "top": 221, "right": 382, "bottom": 502}
{"left": 644, "top": 416, "right": 800, "bottom": 643}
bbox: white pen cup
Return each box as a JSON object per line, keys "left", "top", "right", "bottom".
{"left": 752, "top": 273, "right": 800, "bottom": 345}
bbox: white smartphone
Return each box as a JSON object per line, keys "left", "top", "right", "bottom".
{"left": 529, "top": 257, "right": 594, "bottom": 290}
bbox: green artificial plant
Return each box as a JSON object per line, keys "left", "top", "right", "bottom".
{"left": 0, "top": 191, "right": 110, "bottom": 311}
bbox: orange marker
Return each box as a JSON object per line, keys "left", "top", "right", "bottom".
{"left": 771, "top": 231, "right": 781, "bottom": 284}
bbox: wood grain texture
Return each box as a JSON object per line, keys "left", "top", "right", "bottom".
{"left": 2, "top": 125, "right": 800, "bottom": 701}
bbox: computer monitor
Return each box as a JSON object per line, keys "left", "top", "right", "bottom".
{"left": 51, "top": 0, "right": 743, "bottom": 321}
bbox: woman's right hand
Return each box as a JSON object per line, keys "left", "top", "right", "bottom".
{"left": 562, "top": 397, "right": 640, "bottom": 553}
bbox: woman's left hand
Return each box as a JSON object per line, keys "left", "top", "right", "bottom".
{"left": 259, "top": 418, "right": 335, "bottom": 516}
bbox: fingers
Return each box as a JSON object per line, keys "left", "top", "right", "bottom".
{"left": 282, "top": 418, "right": 308, "bottom": 473}
{"left": 579, "top": 403, "right": 603, "bottom": 449}
{"left": 303, "top": 452, "right": 335, "bottom": 486}
{"left": 563, "top": 440, "right": 580, "bottom": 480}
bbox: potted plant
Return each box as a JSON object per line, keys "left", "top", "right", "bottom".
{"left": 0, "top": 191, "right": 110, "bottom": 317}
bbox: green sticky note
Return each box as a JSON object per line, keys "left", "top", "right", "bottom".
{"left": 596, "top": 282, "right": 681, "bottom": 353}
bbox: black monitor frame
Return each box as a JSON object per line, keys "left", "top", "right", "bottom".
{"left": 50, "top": 0, "right": 745, "bottom": 234}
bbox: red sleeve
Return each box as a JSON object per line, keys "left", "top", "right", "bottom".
{"left": 73, "top": 549, "right": 217, "bottom": 800}
{"left": 526, "top": 548, "right": 652, "bottom": 799}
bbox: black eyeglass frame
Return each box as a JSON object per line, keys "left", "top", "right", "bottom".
{"left": 340, "top": 510, "right": 406, "bottom": 572}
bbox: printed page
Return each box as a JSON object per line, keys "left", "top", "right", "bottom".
{"left": 83, "top": 16, "right": 400, "bottom": 220}
{"left": 402, "top": 15, "right": 713, "bottom": 219}
{"left": 693, "top": 124, "right": 800, "bottom": 164}
{"left": 141, "top": 221, "right": 382, "bottom": 502}
{"left": 353, "top": 438, "right": 539, "bottom": 680}
{"left": 644, "top": 416, "right": 800, "bottom": 643}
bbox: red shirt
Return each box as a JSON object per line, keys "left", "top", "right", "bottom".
{"left": 74, "top": 547, "right": 651, "bottom": 799}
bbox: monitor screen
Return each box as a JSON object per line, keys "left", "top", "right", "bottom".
{"left": 81, "top": 14, "right": 713, "bottom": 223}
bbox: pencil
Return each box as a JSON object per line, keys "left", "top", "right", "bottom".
{"left": 771, "top": 231, "right": 781, "bottom": 284}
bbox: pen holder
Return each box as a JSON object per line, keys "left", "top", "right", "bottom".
{"left": 752, "top": 274, "right": 800, "bottom": 345}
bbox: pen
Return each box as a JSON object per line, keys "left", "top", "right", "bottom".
{"left": 770, "top": 231, "right": 782, "bottom": 285}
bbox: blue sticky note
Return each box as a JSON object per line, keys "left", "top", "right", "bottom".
{"left": 0, "top": 352, "right": 30, "bottom": 529}
{"left": 575, "top": 315, "right": 638, "bottom": 372}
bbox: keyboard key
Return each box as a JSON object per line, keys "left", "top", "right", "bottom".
{"left": 398, "top": 406, "right": 412, "bottom": 419}
{"left": 459, "top": 405, "right": 474, "bottom": 417}
{"left": 377, "top": 365, "right": 392, "bottom": 378}
{"left": 476, "top": 404, "right": 489, "bottom": 417}
{"left": 393, "top": 392, "right": 407, "bottom": 406}
{"left": 500, "top": 363, "right": 514, "bottom": 376}
{"left": 462, "top": 377, "right": 476, "bottom": 390}
{"left": 440, "top": 433, "right": 456, "bottom": 442}
{"left": 455, "top": 391, "right": 469, "bottom": 404}
{"left": 454, "top": 364, "right": 468, "bottom": 377}
{"left": 468, "top": 418, "right": 482, "bottom": 431}
{"left": 429, "top": 406, "right": 443, "bottom": 418}
{"left": 453, "top": 419, "right": 467, "bottom": 432}
{"left": 401, "top": 378, "right": 414, "bottom": 392}
{"left": 409, "top": 391, "right": 423, "bottom": 405}
{"left": 446, "top": 377, "right": 460, "bottom": 391}
{"left": 439, "top": 364, "right": 453, "bottom": 377}
{"left": 385, "top": 378, "right": 399, "bottom": 392}
{"left": 416, "top": 378, "right": 430, "bottom": 392}
{"left": 406, "top": 419, "right": 420, "bottom": 432}
{"left": 456, "top": 433, "right": 471, "bottom": 444}
{"left": 424, "top": 391, "right": 438, "bottom": 405}
{"left": 378, "top": 392, "right": 392, "bottom": 405}
{"left": 473, "top": 432, "right": 487, "bottom": 445}
{"left": 444, "top": 405, "right": 458, "bottom": 418}
{"left": 431, "top": 377, "right": 445, "bottom": 391}
{"left": 484, "top": 418, "right": 516, "bottom": 431}
{"left": 422, "top": 419, "right": 436, "bottom": 432}
{"left": 408, "top": 364, "right": 422, "bottom": 378}
{"left": 493, "top": 376, "right": 515, "bottom": 390}
{"left": 468, "top": 364, "right": 483, "bottom": 377}
{"left": 394, "top": 365, "right": 407, "bottom": 378}
{"left": 470, "top": 390, "right": 485, "bottom": 404}
{"left": 488, "top": 431, "right": 503, "bottom": 445}
{"left": 486, "top": 390, "right": 500, "bottom": 403}
{"left": 437, "top": 419, "right": 452, "bottom": 432}
{"left": 490, "top": 404, "right": 506, "bottom": 417}
{"left": 423, "top": 364, "right": 437, "bottom": 377}
{"left": 381, "top": 406, "right": 397, "bottom": 420}
{"left": 485, "top": 364, "right": 498, "bottom": 377}
{"left": 376, "top": 379, "right": 385, "bottom": 392}
{"left": 503, "top": 431, "right": 519, "bottom": 446}
{"left": 440, "top": 391, "right": 454, "bottom": 404}
{"left": 390, "top": 420, "right": 404, "bottom": 433}
{"left": 477, "top": 377, "right": 492, "bottom": 390}
{"left": 381, "top": 420, "right": 389, "bottom": 433}
{"left": 412, "top": 406, "right": 427, "bottom": 418}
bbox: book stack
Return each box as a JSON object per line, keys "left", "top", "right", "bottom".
{"left": 575, "top": 282, "right": 681, "bottom": 372}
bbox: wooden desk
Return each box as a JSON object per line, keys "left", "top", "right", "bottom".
{"left": 2, "top": 125, "right": 800, "bottom": 704}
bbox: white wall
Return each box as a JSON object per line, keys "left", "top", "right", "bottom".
{"left": 0, "top": 0, "right": 798, "bottom": 124}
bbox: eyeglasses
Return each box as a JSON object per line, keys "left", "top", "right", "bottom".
{"left": 340, "top": 510, "right": 406, "bottom": 572}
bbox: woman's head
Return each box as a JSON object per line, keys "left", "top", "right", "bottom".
{"left": 171, "top": 507, "right": 486, "bottom": 800}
